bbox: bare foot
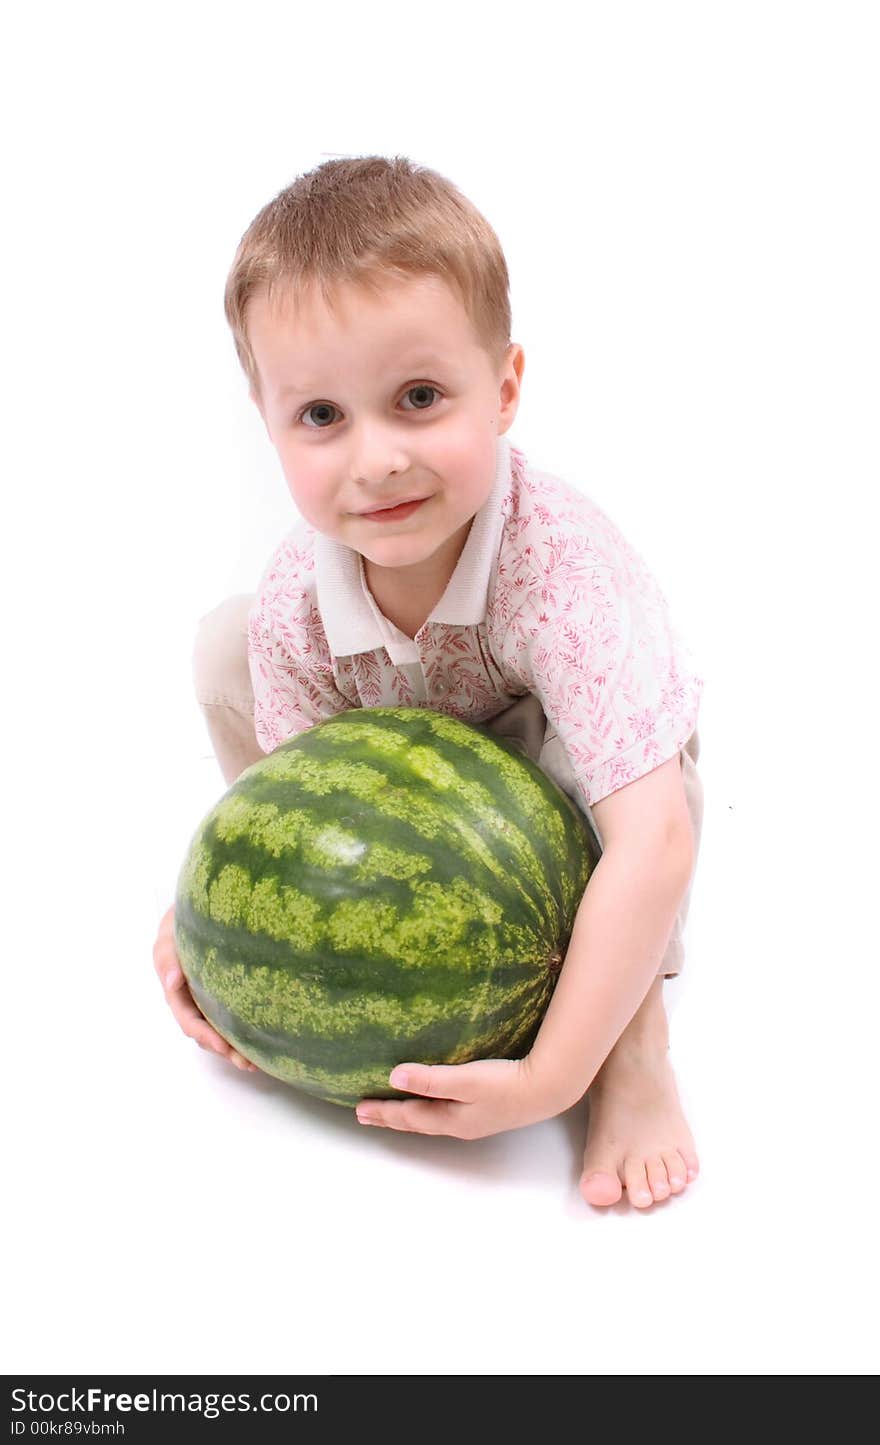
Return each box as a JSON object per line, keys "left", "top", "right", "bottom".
{"left": 580, "top": 978, "right": 699, "bottom": 1209}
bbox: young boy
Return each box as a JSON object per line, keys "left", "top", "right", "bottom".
{"left": 154, "top": 155, "right": 704, "bottom": 1209}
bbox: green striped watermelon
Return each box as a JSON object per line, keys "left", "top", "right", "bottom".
{"left": 173, "top": 706, "right": 597, "bottom": 1108}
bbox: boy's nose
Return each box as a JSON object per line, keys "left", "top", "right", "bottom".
{"left": 348, "top": 424, "right": 412, "bottom": 487}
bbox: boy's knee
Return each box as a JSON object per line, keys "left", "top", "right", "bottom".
{"left": 192, "top": 593, "right": 256, "bottom": 707}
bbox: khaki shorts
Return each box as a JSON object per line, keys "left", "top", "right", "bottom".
{"left": 192, "top": 593, "right": 703, "bottom": 978}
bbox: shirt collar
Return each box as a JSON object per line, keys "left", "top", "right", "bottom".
{"left": 314, "top": 432, "right": 512, "bottom": 660}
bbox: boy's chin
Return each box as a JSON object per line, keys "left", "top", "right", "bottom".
{"left": 357, "top": 538, "right": 442, "bottom": 568}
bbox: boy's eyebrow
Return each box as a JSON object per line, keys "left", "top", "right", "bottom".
{"left": 276, "top": 357, "right": 452, "bottom": 400}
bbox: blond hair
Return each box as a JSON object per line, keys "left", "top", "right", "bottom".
{"left": 224, "top": 154, "right": 512, "bottom": 401}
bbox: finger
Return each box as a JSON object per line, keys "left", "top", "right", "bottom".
{"left": 357, "top": 1098, "right": 458, "bottom": 1135}
{"left": 229, "top": 1050, "right": 259, "bottom": 1073}
{"left": 152, "top": 928, "right": 172, "bottom": 971}
{"left": 166, "top": 984, "right": 229, "bottom": 1055}
{"left": 154, "top": 904, "right": 176, "bottom": 950}
{"left": 155, "top": 905, "right": 256, "bottom": 1071}
{"left": 153, "top": 915, "right": 183, "bottom": 990}
{"left": 159, "top": 961, "right": 185, "bottom": 992}
{"left": 389, "top": 1062, "right": 480, "bottom": 1102}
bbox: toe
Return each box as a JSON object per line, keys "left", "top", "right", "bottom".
{"left": 664, "top": 1151, "right": 688, "bottom": 1192}
{"left": 646, "top": 1157, "right": 671, "bottom": 1201}
{"left": 682, "top": 1149, "right": 700, "bottom": 1182}
{"left": 623, "top": 1157, "right": 653, "bottom": 1209}
{"left": 580, "top": 1168, "right": 623, "bottom": 1206}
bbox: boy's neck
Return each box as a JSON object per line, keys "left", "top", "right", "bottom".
{"left": 361, "top": 516, "right": 475, "bottom": 637}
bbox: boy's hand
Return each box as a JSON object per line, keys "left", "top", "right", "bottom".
{"left": 355, "top": 1056, "right": 567, "bottom": 1139}
{"left": 152, "top": 904, "right": 258, "bottom": 1072}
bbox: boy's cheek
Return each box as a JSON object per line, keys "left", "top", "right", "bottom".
{"left": 279, "top": 467, "right": 330, "bottom": 520}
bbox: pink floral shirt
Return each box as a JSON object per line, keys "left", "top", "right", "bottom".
{"left": 247, "top": 434, "right": 704, "bottom": 809}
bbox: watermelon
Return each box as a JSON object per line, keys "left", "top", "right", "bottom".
{"left": 173, "top": 706, "right": 597, "bottom": 1108}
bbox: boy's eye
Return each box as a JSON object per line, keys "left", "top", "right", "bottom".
{"left": 299, "top": 402, "right": 338, "bottom": 429}
{"left": 298, "top": 384, "right": 442, "bottom": 429}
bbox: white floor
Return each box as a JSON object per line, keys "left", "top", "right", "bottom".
{"left": 6, "top": 660, "right": 877, "bottom": 1375}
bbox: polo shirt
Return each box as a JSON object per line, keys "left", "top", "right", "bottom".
{"left": 247, "top": 433, "right": 704, "bottom": 809}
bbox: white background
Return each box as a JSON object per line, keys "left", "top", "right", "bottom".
{"left": 4, "top": 0, "right": 878, "bottom": 1377}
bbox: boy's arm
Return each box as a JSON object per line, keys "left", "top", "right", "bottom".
{"left": 355, "top": 755, "right": 695, "bottom": 1137}
{"left": 522, "top": 815, "right": 694, "bottom": 1114}
{"left": 523, "top": 751, "right": 696, "bottom": 1111}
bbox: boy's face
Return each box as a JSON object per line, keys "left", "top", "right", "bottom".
{"left": 247, "top": 273, "right": 524, "bottom": 591}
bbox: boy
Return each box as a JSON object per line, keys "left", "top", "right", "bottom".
{"left": 154, "top": 155, "right": 704, "bottom": 1209}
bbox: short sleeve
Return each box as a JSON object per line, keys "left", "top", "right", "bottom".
{"left": 499, "top": 563, "right": 704, "bottom": 809}
{"left": 247, "top": 597, "right": 354, "bottom": 753}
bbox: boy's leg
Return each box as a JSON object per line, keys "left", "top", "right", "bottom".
{"left": 657, "top": 730, "right": 703, "bottom": 976}
{"left": 483, "top": 698, "right": 704, "bottom": 1209}
{"left": 191, "top": 593, "right": 262, "bottom": 787}
{"left": 483, "top": 697, "right": 704, "bottom": 977}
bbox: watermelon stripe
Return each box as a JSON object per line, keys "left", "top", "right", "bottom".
{"left": 245, "top": 738, "right": 561, "bottom": 933}
{"left": 302, "top": 711, "right": 564, "bottom": 859}
{"left": 186, "top": 965, "right": 550, "bottom": 1069}
{"left": 186, "top": 971, "right": 550, "bottom": 1108}
{"left": 201, "top": 786, "right": 552, "bottom": 935}
{"left": 259, "top": 990, "right": 548, "bottom": 1108}
{"left": 176, "top": 893, "right": 546, "bottom": 993}
{"left": 176, "top": 858, "right": 548, "bottom": 979}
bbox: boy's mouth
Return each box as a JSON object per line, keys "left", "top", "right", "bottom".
{"left": 358, "top": 496, "right": 430, "bottom": 521}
